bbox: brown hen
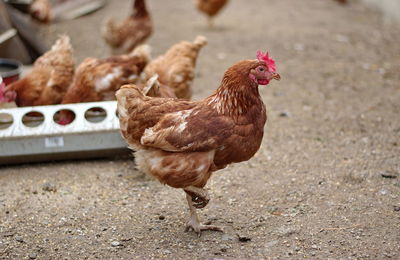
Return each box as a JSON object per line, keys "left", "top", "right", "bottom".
{"left": 195, "top": 0, "right": 229, "bottom": 27}
{"left": 58, "top": 45, "right": 150, "bottom": 124}
{"left": 30, "top": 0, "right": 53, "bottom": 23}
{"left": 142, "top": 35, "right": 208, "bottom": 100}
{"left": 116, "top": 51, "right": 280, "bottom": 235}
{"left": 102, "top": 0, "right": 152, "bottom": 55}
{"left": 4, "top": 35, "right": 74, "bottom": 107}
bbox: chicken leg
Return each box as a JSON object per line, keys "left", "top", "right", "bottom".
{"left": 184, "top": 192, "right": 223, "bottom": 236}
{"left": 184, "top": 186, "right": 210, "bottom": 209}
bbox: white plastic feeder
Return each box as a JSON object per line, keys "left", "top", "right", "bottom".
{"left": 0, "top": 101, "right": 129, "bottom": 165}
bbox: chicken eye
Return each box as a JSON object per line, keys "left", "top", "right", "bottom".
{"left": 258, "top": 67, "right": 265, "bottom": 72}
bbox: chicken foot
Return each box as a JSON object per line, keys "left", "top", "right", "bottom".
{"left": 184, "top": 193, "right": 223, "bottom": 236}
{"left": 183, "top": 186, "right": 210, "bottom": 209}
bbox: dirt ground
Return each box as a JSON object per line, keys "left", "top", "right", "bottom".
{"left": 1, "top": 0, "right": 400, "bottom": 259}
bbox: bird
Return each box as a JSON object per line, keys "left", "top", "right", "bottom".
{"left": 30, "top": 0, "right": 53, "bottom": 23}
{"left": 58, "top": 44, "right": 150, "bottom": 125}
{"left": 4, "top": 35, "right": 74, "bottom": 107}
{"left": 102, "top": 0, "right": 153, "bottom": 55}
{"left": 195, "top": 0, "right": 229, "bottom": 27}
{"left": 142, "top": 35, "right": 208, "bottom": 100}
{"left": 116, "top": 50, "right": 280, "bottom": 236}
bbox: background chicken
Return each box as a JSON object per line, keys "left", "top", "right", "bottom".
{"left": 116, "top": 51, "right": 280, "bottom": 235}
{"left": 142, "top": 35, "right": 208, "bottom": 100}
{"left": 102, "top": 0, "right": 152, "bottom": 55}
{"left": 4, "top": 35, "right": 74, "bottom": 107}
{"left": 195, "top": 0, "right": 229, "bottom": 27}
{"left": 58, "top": 45, "right": 150, "bottom": 124}
{"left": 30, "top": 0, "right": 53, "bottom": 23}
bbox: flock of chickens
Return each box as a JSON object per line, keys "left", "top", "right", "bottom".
{"left": 0, "top": 0, "right": 285, "bottom": 236}
{"left": 1, "top": 0, "right": 223, "bottom": 123}
{"left": 27, "top": 0, "right": 231, "bottom": 25}
{"left": 28, "top": 0, "right": 347, "bottom": 24}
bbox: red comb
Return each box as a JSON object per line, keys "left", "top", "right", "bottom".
{"left": 256, "top": 51, "right": 276, "bottom": 73}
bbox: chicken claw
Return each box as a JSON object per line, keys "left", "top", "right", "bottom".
{"left": 184, "top": 193, "right": 223, "bottom": 237}
{"left": 185, "top": 220, "right": 223, "bottom": 237}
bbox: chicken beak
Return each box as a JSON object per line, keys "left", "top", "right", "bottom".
{"left": 272, "top": 73, "right": 281, "bottom": 81}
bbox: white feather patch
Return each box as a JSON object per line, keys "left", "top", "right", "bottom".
{"left": 173, "top": 74, "right": 184, "bottom": 83}
{"left": 95, "top": 67, "right": 122, "bottom": 92}
{"left": 176, "top": 121, "right": 187, "bottom": 133}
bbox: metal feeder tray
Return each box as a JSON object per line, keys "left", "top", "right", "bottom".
{"left": 0, "top": 101, "right": 129, "bottom": 165}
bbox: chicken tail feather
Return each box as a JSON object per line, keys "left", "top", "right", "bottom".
{"left": 193, "top": 35, "right": 208, "bottom": 49}
{"left": 52, "top": 35, "right": 71, "bottom": 51}
{"left": 130, "top": 44, "right": 152, "bottom": 63}
{"left": 142, "top": 74, "right": 160, "bottom": 96}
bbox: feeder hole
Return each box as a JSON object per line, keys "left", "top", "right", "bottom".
{"left": 22, "top": 111, "right": 44, "bottom": 127}
{"left": 85, "top": 107, "right": 106, "bottom": 123}
{"left": 0, "top": 113, "right": 13, "bottom": 129}
{"left": 54, "top": 109, "right": 76, "bottom": 125}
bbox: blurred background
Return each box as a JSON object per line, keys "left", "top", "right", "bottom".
{"left": 0, "top": 0, "right": 399, "bottom": 259}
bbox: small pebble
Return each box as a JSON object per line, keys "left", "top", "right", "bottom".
{"left": 265, "top": 240, "right": 279, "bottom": 248}
{"left": 335, "top": 34, "right": 349, "bottom": 43}
{"left": 276, "top": 226, "right": 297, "bottom": 237}
{"left": 362, "top": 63, "right": 371, "bottom": 70}
{"left": 381, "top": 173, "right": 397, "bottom": 179}
{"left": 294, "top": 43, "right": 305, "bottom": 51}
{"left": 15, "top": 236, "right": 24, "bottom": 243}
{"left": 111, "top": 241, "right": 121, "bottom": 247}
{"left": 29, "top": 253, "right": 37, "bottom": 259}
{"left": 42, "top": 182, "right": 57, "bottom": 192}
{"left": 393, "top": 206, "right": 400, "bottom": 212}
{"left": 220, "top": 245, "right": 229, "bottom": 252}
{"left": 279, "top": 111, "right": 290, "bottom": 117}
{"left": 3, "top": 231, "right": 14, "bottom": 237}
{"left": 221, "top": 234, "right": 234, "bottom": 241}
{"left": 236, "top": 234, "right": 251, "bottom": 242}
{"left": 379, "top": 189, "right": 389, "bottom": 195}
{"left": 158, "top": 215, "right": 165, "bottom": 220}
{"left": 217, "top": 53, "right": 226, "bottom": 60}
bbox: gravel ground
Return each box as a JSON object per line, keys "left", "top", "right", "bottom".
{"left": 1, "top": 0, "right": 400, "bottom": 259}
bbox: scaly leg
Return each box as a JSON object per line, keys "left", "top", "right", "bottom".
{"left": 184, "top": 192, "right": 223, "bottom": 237}
{"left": 184, "top": 186, "right": 210, "bottom": 209}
